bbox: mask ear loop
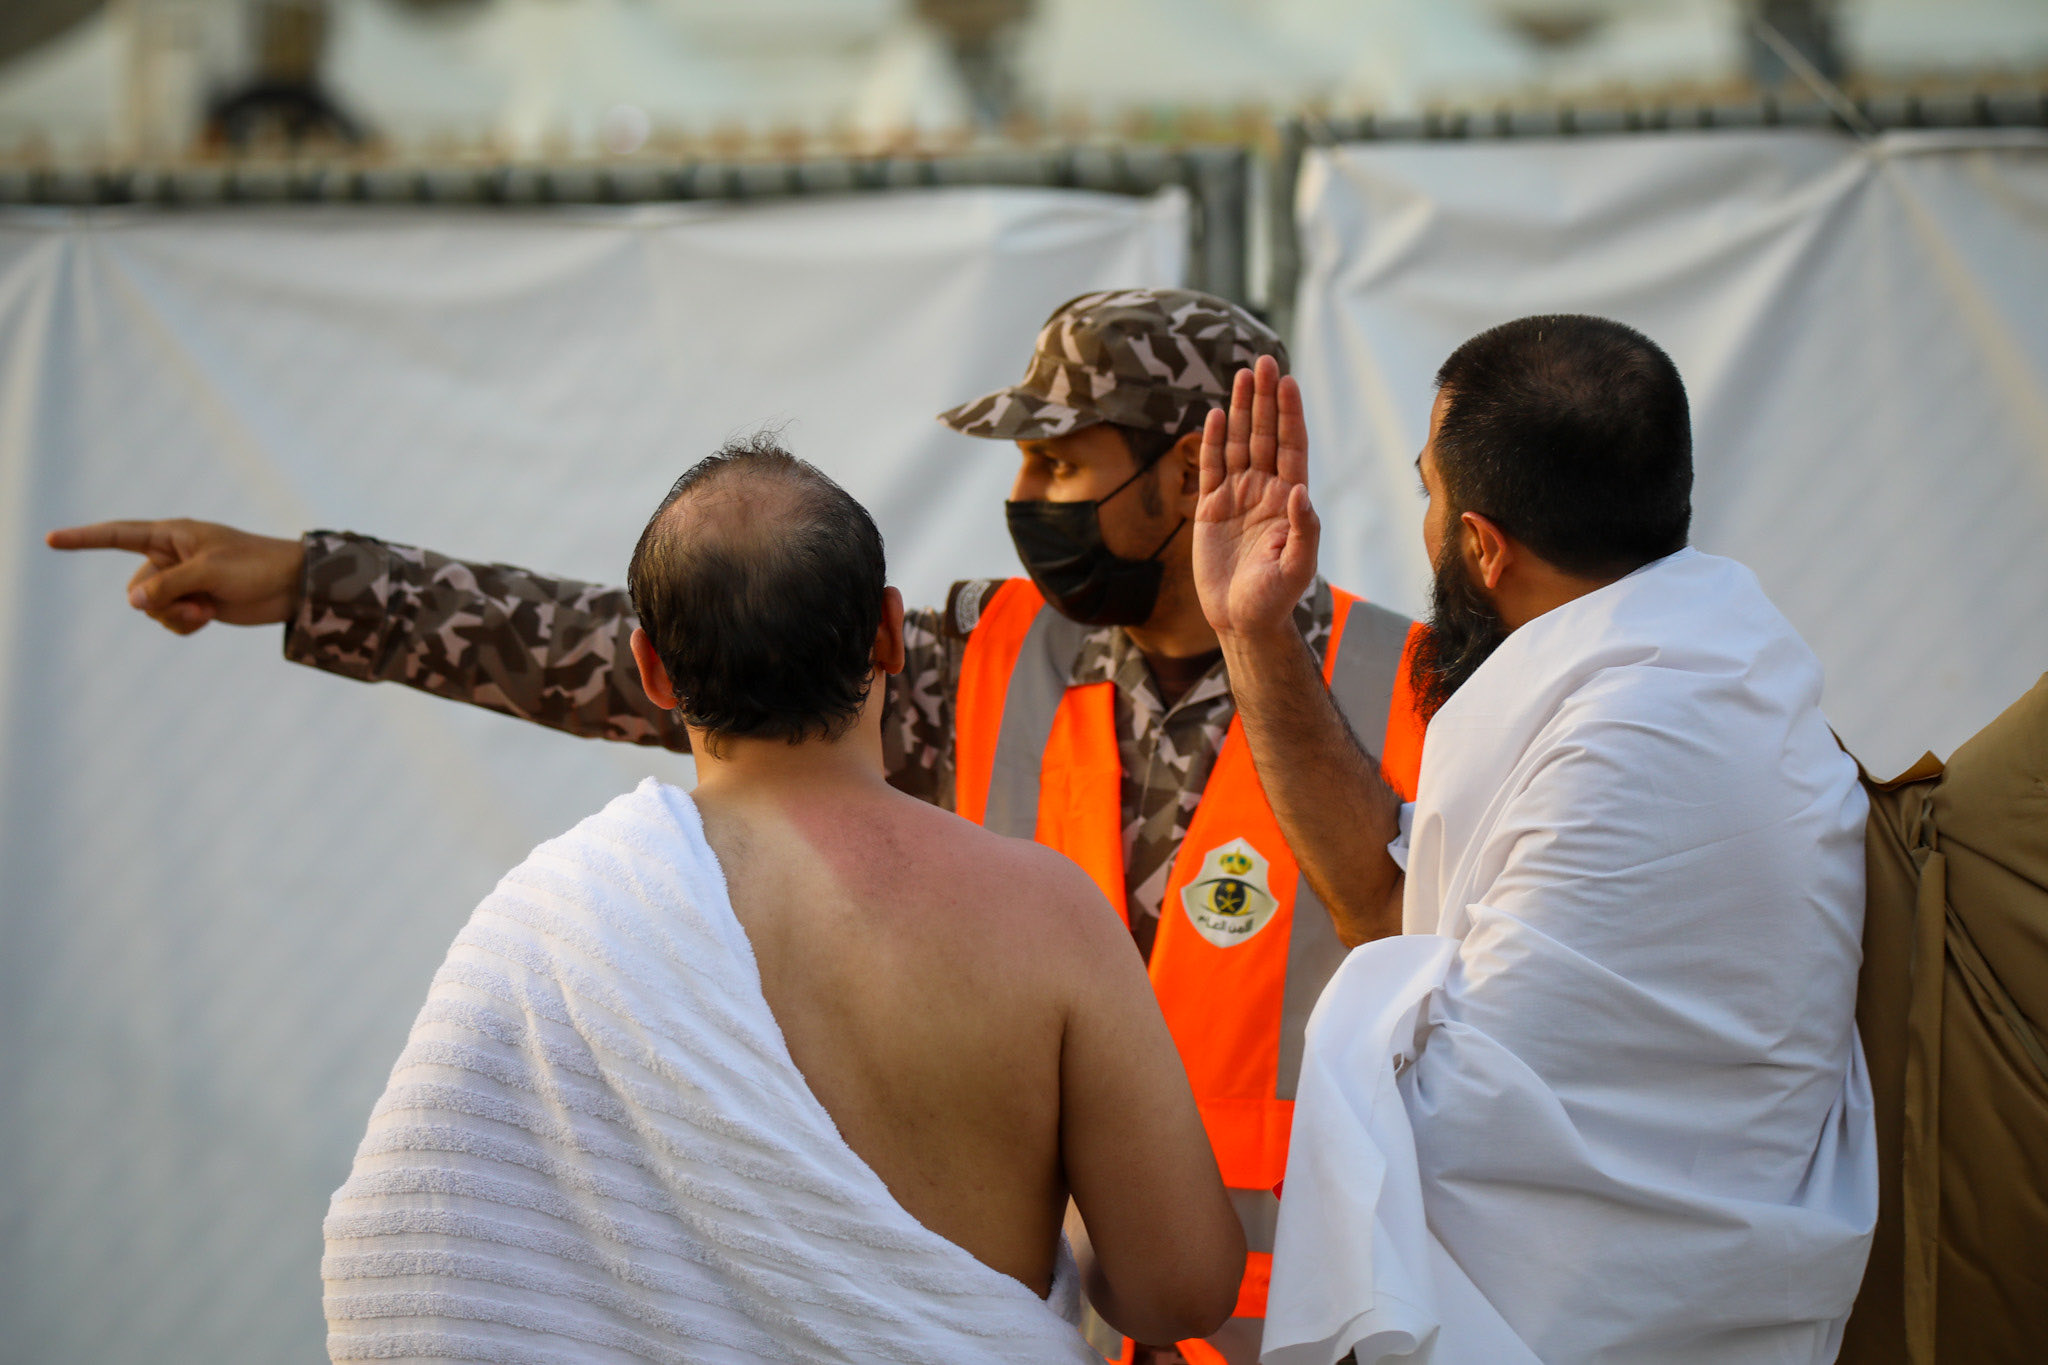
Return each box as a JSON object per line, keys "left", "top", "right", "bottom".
{"left": 1093, "top": 456, "right": 1159, "bottom": 507}
{"left": 1096, "top": 450, "right": 1187, "bottom": 564}
{"left": 1142, "top": 516, "right": 1188, "bottom": 562}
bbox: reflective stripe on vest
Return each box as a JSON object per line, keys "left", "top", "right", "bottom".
{"left": 954, "top": 578, "right": 1428, "bottom": 1323}
{"left": 954, "top": 579, "right": 1124, "bottom": 911}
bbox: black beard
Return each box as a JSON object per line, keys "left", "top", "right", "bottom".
{"left": 1409, "top": 537, "right": 1511, "bottom": 724}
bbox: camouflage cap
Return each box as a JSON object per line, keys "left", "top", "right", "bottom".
{"left": 937, "top": 288, "right": 1288, "bottom": 442}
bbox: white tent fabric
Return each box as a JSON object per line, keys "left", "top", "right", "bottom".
{"left": 0, "top": 0, "right": 918, "bottom": 159}
{"left": 6, "top": 2, "right": 2047, "bottom": 157}
{"left": 849, "top": 22, "right": 975, "bottom": 139}
{"left": 1534, "top": 0, "right": 1747, "bottom": 98}
{"left": 1309, "top": 0, "right": 1539, "bottom": 113}
{"left": 1291, "top": 128, "right": 2048, "bottom": 777}
{"left": 1016, "top": 0, "right": 1545, "bottom": 119}
{"left": 325, "top": 0, "right": 957, "bottom": 154}
{"left": 1018, "top": 0, "right": 1313, "bottom": 116}
{"left": 1843, "top": 0, "right": 2048, "bottom": 79}
{"left": 0, "top": 5, "right": 127, "bottom": 158}
{"left": 0, "top": 185, "right": 1184, "bottom": 1365}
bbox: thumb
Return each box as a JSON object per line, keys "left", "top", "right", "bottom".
{"left": 1281, "top": 484, "right": 1321, "bottom": 582}
{"left": 129, "top": 554, "right": 218, "bottom": 611}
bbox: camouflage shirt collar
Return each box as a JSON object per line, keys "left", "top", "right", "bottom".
{"left": 1073, "top": 576, "right": 1335, "bottom": 713}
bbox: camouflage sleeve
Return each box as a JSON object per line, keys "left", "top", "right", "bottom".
{"left": 283, "top": 530, "right": 687, "bottom": 750}
{"left": 880, "top": 578, "right": 1003, "bottom": 810}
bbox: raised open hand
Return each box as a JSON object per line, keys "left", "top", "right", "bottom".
{"left": 45, "top": 518, "right": 305, "bottom": 634}
{"left": 1193, "top": 354, "right": 1319, "bottom": 639}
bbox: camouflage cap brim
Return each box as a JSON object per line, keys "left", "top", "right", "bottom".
{"left": 936, "top": 385, "right": 1094, "bottom": 441}
{"left": 940, "top": 287, "right": 1288, "bottom": 446}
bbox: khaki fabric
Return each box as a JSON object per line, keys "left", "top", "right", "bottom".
{"left": 1839, "top": 674, "right": 2048, "bottom": 1364}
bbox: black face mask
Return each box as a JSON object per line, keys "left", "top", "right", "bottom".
{"left": 1006, "top": 462, "right": 1186, "bottom": 627}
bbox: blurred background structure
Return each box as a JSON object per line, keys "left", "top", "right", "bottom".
{"left": 2, "top": 5, "right": 2046, "bottom": 1365}
{"left": 0, "top": 0, "right": 2045, "bottom": 163}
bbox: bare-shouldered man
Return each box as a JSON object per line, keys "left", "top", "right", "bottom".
{"left": 321, "top": 434, "right": 1242, "bottom": 1363}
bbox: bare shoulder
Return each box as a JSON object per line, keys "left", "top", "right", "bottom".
{"left": 886, "top": 795, "right": 1135, "bottom": 968}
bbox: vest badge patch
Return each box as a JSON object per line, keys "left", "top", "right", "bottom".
{"left": 1181, "top": 837, "right": 1280, "bottom": 948}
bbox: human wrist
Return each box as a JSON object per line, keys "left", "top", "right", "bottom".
{"left": 1216, "top": 623, "right": 1321, "bottom": 719}
{"left": 276, "top": 533, "right": 308, "bottom": 619}
{"left": 1215, "top": 619, "right": 1306, "bottom": 670}
{"left": 1213, "top": 609, "right": 1299, "bottom": 646}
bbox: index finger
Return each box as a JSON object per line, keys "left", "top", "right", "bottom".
{"left": 45, "top": 521, "right": 174, "bottom": 554}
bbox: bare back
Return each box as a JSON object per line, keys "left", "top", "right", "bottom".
{"left": 692, "top": 778, "right": 1241, "bottom": 1332}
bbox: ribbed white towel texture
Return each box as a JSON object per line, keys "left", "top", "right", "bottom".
{"left": 323, "top": 778, "right": 1098, "bottom": 1364}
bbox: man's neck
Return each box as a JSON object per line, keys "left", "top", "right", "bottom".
{"left": 1120, "top": 572, "right": 1222, "bottom": 660}
{"left": 1495, "top": 563, "right": 1624, "bottom": 633}
{"left": 687, "top": 726, "right": 893, "bottom": 804}
{"left": 1142, "top": 646, "right": 1224, "bottom": 709}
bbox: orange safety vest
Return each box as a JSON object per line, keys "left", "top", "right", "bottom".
{"left": 954, "top": 578, "right": 1428, "bottom": 1345}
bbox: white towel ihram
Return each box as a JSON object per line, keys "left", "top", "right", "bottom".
{"left": 323, "top": 778, "right": 1097, "bottom": 1364}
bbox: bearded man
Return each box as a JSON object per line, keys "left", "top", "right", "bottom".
{"left": 1193, "top": 318, "right": 1878, "bottom": 1363}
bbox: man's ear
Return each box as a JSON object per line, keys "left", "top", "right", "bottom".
{"left": 873, "top": 587, "right": 907, "bottom": 677}
{"left": 1169, "top": 430, "right": 1204, "bottom": 514}
{"left": 629, "top": 626, "right": 680, "bottom": 709}
{"left": 1460, "top": 511, "right": 1515, "bottom": 592}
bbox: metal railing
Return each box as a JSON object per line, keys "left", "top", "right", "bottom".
{"left": 5, "top": 84, "right": 2042, "bottom": 333}
{"left": 1265, "top": 87, "right": 2048, "bottom": 337}
{"left": 0, "top": 142, "right": 1253, "bottom": 308}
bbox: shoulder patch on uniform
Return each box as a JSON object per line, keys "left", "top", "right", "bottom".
{"left": 945, "top": 578, "right": 1005, "bottom": 638}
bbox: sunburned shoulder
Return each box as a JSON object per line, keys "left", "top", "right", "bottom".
{"left": 874, "top": 795, "right": 1131, "bottom": 953}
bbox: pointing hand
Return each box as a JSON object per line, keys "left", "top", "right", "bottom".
{"left": 46, "top": 518, "right": 305, "bottom": 635}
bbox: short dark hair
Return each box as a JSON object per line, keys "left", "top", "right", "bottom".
{"left": 1102, "top": 384, "right": 1232, "bottom": 486}
{"left": 626, "top": 433, "right": 887, "bottom": 748}
{"left": 1108, "top": 421, "right": 1186, "bottom": 470}
{"left": 1432, "top": 315, "right": 1692, "bottom": 580}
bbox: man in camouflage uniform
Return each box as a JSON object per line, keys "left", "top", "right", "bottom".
{"left": 52, "top": 288, "right": 1411, "bottom": 1365}
{"left": 291, "top": 294, "right": 1348, "bottom": 960}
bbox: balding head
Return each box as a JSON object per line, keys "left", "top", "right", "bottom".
{"left": 627, "top": 434, "right": 887, "bottom": 746}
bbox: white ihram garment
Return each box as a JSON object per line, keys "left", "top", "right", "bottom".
{"left": 323, "top": 777, "right": 1096, "bottom": 1365}
{"left": 1264, "top": 549, "right": 1877, "bottom": 1365}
